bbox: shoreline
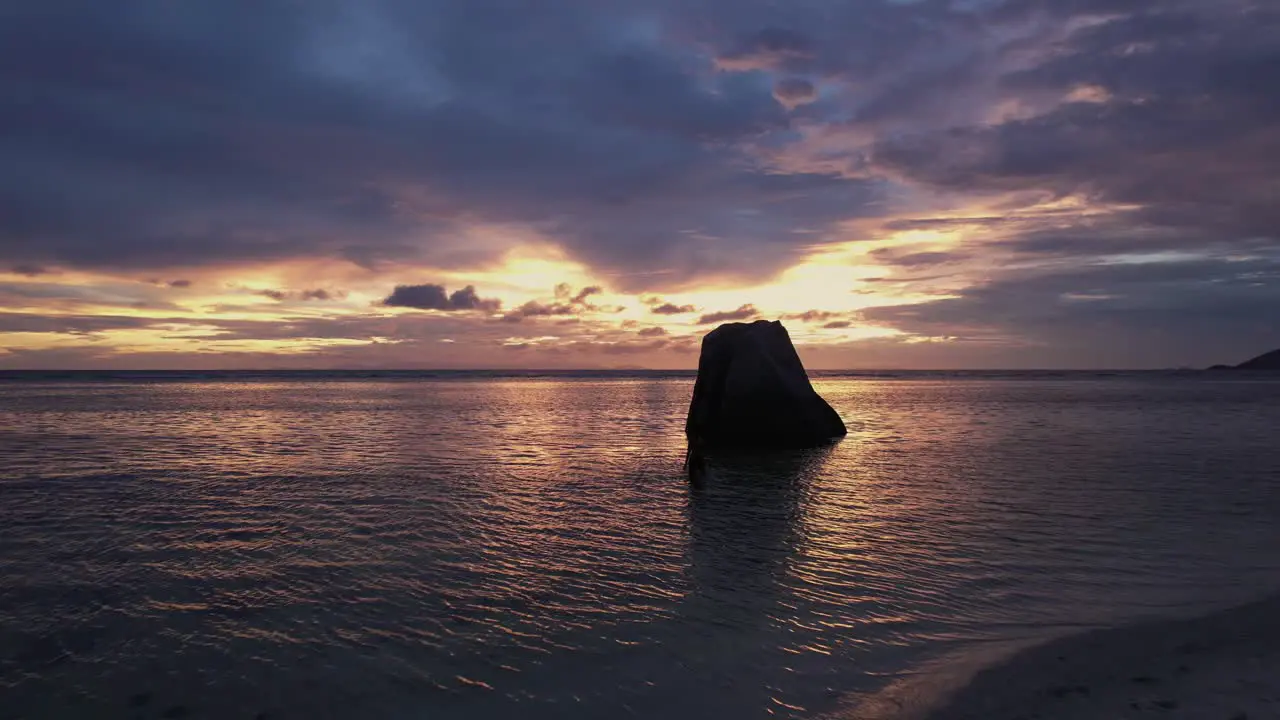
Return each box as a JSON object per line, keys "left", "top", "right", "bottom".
{"left": 838, "top": 593, "right": 1280, "bottom": 720}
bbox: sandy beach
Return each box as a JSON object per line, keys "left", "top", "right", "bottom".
{"left": 848, "top": 594, "right": 1280, "bottom": 720}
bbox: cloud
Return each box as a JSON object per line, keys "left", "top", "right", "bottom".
{"left": 0, "top": 0, "right": 892, "bottom": 291}
{"left": 254, "top": 287, "right": 342, "bottom": 302}
{"left": 383, "top": 284, "right": 500, "bottom": 312}
{"left": 0, "top": 279, "right": 185, "bottom": 312}
{"left": 715, "top": 27, "right": 814, "bottom": 72}
{"left": 872, "top": 1, "right": 1280, "bottom": 249}
{"left": 637, "top": 326, "right": 667, "bottom": 337}
{"left": 783, "top": 310, "right": 838, "bottom": 322}
{"left": 555, "top": 283, "right": 604, "bottom": 307}
{"left": 697, "top": 304, "right": 759, "bottom": 325}
{"left": 861, "top": 256, "right": 1280, "bottom": 367}
{"left": 869, "top": 248, "right": 971, "bottom": 268}
{"left": 598, "top": 339, "right": 673, "bottom": 355}
{"left": 4, "top": 0, "right": 1278, "bottom": 369}
{"left": 168, "top": 279, "right": 192, "bottom": 288}
{"left": 0, "top": 312, "right": 164, "bottom": 335}
{"left": 651, "top": 302, "right": 697, "bottom": 315}
{"left": 822, "top": 321, "right": 851, "bottom": 329}
{"left": 773, "top": 77, "right": 817, "bottom": 108}
{"left": 438, "top": 285, "right": 498, "bottom": 311}
{"left": 571, "top": 286, "right": 602, "bottom": 305}
{"left": 500, "top": 283, "right": 610, "bottom": 322}
{"left": 501, "top": 300, "right": 577, "bottom": 323}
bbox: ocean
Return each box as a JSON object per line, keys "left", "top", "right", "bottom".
{"left": 2, "top": 371, "right": 1279, "bottom": 719}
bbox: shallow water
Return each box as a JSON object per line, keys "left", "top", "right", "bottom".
{"left": 2, "top": 374, "right": 1279, "bottom": 718}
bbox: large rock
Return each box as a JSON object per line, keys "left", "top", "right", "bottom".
{"left": 685, "top": 320, "right": 846, "bottom": 450}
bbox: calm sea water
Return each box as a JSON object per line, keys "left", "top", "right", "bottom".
{"left": 2, "top": 372, "right": 1279, "bottom": 719}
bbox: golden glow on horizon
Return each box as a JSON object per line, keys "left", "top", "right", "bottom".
{"left": 5, "top": 200, "right": 1095, "bottom": 364}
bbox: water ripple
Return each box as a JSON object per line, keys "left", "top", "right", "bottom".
{"left": 1, "top": 377, "right": 1279, "bottom": 718}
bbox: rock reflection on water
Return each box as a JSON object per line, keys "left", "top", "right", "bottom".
{"left": 1, "top": 376, "right": 1280, "bottom": 719}
{"left": 679, "top": 448, "right": 835, "bottom": 717}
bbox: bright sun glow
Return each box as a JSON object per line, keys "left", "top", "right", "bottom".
{"left": 0, "top": 211, "right": 998, "bottom": 365}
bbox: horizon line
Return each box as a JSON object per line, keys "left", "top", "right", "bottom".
{"left": 0, "top": 366, "right": 1227, "bottom": 374}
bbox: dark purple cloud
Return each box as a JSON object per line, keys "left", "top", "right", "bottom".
{"left": 873, "top": 1, "right": 1280, "bottom": 245}
{"left": 0, "top": 0, "right": 887, "bottom": 290}
{"left": 383, "top": 284, "right": 500, "bottom": 312}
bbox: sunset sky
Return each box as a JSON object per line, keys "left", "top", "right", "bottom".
{"left": 2, "top": 0, "right": 1277, "bottom": 369}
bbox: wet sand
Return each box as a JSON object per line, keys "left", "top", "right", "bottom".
{"left": 846, "top": 594, "right": 1280, "bottom": 720}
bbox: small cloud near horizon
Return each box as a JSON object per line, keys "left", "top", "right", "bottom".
{"left": 384, "top": 284, "right": 502, "bottom": 312}
{"left": 698, "top": 304, "right": 760, "bottom": 325}
{"left": 652, "top": 302, "right": 698, "bottom": 315}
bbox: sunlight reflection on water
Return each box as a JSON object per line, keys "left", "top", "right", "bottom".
{"left": 1, "top": 376, "right": 1279, "bottom": 718}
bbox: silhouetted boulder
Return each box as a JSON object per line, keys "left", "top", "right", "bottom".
{"left": 1208, "top": 349, "right": 1280, "bottom": 370}
{"left": 685, "top": 320, "right": 846, "bottom": 450}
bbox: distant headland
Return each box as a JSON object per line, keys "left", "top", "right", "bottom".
{"left": 1208, "top": 348, "right": 1280, "bottom": 371}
